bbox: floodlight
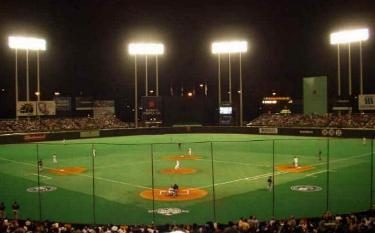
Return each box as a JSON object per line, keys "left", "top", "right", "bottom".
{"left": 211, "top": 41, "right": 248, "bottom": 54}
{"left": 128, "top": 43, "right": 164, "bottom": 55}
{"left": 8, "top": 36, "right": 46, "bottom": 51}
{"left": 330, "top": 28, "right": 369, "bottom": 44}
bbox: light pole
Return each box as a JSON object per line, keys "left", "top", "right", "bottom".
{"left": 211, "top": 40, "right": 248, "bottom": 126}
{"left": 330, "top": 28, "right": 369, "bottom": 96}
{"left": 128, "top": 42, "right": 164, "bottom": 128}
{"left": 8, "top": 36, "right": 46, "bottom": 118}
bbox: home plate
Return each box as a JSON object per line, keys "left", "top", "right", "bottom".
{"left": 59, "top": 169, "right": 65, "bottom": 171}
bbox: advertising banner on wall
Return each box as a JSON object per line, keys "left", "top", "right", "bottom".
{"left": 358, "top": 94, "right": 375, "bottom": 110}
{"left": 75, "top": 97, "right": 94, "bottom": 110}
{"left": 16, "top": 101, "right": 36, "bottom": 116}
{"left": 258, "top": 127, "right": 278, "bottom": 134}
{"left": 36, "top": 101, "right": 56, "bottom": 116}
{"left": 54, "top": 96, "right": 72, "bottom": 111}
{"left": 141, "top": 96, "right": 162, "bottom": 125}
{"left": 93, "top": 100, "right": 115, "bottom": 117}
{"left": 16, "top": 101, "right": 56, "bottom": 116}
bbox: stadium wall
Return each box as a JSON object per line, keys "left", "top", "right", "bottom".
{"left": 0, "top": 126, "right": 374, "bottom": 144}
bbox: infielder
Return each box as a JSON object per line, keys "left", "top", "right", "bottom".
{"left": 174, "top": 160, "right": 180, "bottom": 170}
{"left": 293, "top": 156, "right": 299, "bottom": 168}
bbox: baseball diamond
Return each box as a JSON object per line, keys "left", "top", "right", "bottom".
{"left": 0, "top": 133, "right": 373, "bottom": 225}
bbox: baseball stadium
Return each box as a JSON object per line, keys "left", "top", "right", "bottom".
{"left": 1, "top": 1, "right": 375, "bottom": 232}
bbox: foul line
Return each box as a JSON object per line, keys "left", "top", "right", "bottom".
{"left": 0, "top": 156, "right": 150, "bottom": 190}
{"left": 31, "top": 173, "right": 52, "bottom": 180}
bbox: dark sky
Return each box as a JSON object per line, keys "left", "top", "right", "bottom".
{"left": 0, "top": 0, "right": 375, "bottom": 118}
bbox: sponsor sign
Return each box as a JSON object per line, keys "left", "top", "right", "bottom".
{"left": 27, "top": 186, "right": 57, "bottom": 193}
{"left": 358, "top": 94, "right": 375, "bottom": 110}
{"left": 16, "top": 101, "right": 36, "bottom": 116}
{"left": 142, "top": 96, "right": 162, "bottom": 125}
{"left": 17, "top": 101, "right": 56, "bottom": 116}
{"left": 299, "top": 130, "right": 314, "bottom": 135}
{"left": 148, "top": 208, "right": 189, "bottom": 216}
{"left": 332, "top": 106, "right": 352, "bottom": 111}
{"left": 335, "top": 129, "right": 342, "bottom": 136}
{"left": 80, "top": 130, "right": 100, "bottom": 138}
{"left": 24, "top": 134, "right": 46, "bottom": 142}
{"left": 75, "top": 97, "right": 94, "bottom": 110}
{"left": 322, "top": 129, "right": 328, "bottom": 136}
{"left": 54, "top": 96, "right": 72, "bottom": 111}
{"left": 321, "top": 129, "right": 342, "bottom": 137}
{"left": 36, "top": 101, "right": 56, "bottom": 116}
{"left": 258, "top": 127, "right": 278, "bottom": 134}
{"left": 291, "top": 185, "right": 322, "bottom": 192}
{"left": 93, "top": 100, "right": 115, "bottom": 117}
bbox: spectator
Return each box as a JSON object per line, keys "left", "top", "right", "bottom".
{"left": 11, "top": 201, "right": 20, "bottom": 220}
{"left": 0, "top": 202, "right": 5, "bottom": 219}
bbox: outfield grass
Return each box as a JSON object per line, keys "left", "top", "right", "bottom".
{"left": 0, "top": 134, "right": 373, "bottom": 225}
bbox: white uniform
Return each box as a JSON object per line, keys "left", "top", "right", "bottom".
{"left": 293, "top": 157, "right": 299, "bottom": 168}
{"left": 363, "top": 137, "right": 366, "bottom": 145}
{"left": 174, "top": 160, "right": 180, "bottom": 170}
{"left": 188, "top": 148, "right": 192, "bottom": 156}
{"left": 168, "top": 187, "right": 176, "bottom": 197}
{"left": 53, "top": 155, "right": 58, "bottom": 163}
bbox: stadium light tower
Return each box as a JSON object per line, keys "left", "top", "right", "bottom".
{"left": 8, "top": 36, "right": 46, "bottom": 118}
{"left": 211, "top": 40, "right": 248, "bottom": 126}
{"left": 128, "top": 42, "right": 164, "bottom": 128}
{"left": 330, "top": 28, "right": 369, "bottom": 96}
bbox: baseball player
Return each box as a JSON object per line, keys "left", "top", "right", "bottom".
{"left": 174, "top": 160, "right": 180, "bottom": 170}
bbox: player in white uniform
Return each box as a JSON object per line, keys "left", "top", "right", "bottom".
{"left": 174, "top": 160, "right": 180, "bottom": 170}
{"left": 363, "top": 137, "right": 367, "bottom": 145}
{"left": 168, "top": 186, "right": 177, "bottom": 197}
{"left": 53, "top": 154, "right": 58, "bottom": 163}
{"left": 188, "top": 148, "right": 192, "bottom": 156}
{"left": 293, "top": 156, "right": 299, "bottom": 168}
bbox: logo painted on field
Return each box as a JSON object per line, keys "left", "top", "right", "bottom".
{"left": 27, "top": 186, "right": 57, "bottom": 193}
{"left": 290, "top": 185, "right": 322, "bottom": 192}
{"left": 148, "top": 208, "right": 189, "bottom": 216}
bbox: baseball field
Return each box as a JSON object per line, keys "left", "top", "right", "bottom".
{"left": 0, "top": 133, "right": 373, "bottom": 225}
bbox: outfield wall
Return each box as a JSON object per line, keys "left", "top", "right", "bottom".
{"left": 0, "top": 126, "right": 374, "bottom": 144}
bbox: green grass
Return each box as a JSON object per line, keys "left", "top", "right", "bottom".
{"left": 0, "top": 134, "right": 373, "bottom": 225}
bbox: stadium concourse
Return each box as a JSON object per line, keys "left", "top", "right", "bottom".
{"left": 0, "top": 211, "right": 374, "bottom": 232}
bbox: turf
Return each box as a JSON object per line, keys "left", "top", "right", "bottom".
{"left": 0, "top": 134, "right": 373, "bottom": 225}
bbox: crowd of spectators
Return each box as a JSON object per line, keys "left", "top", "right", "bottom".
{"left": 248, "top": 113, "right": 375, "bottom": 129}
{"left": 0, "top": 210, "right": 374, "bottom": 233}
{"left": 0, "top": 115, "right": 129, "bottom": 134}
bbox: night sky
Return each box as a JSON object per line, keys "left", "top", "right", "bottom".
{"left": 0, "top": 0, "right": 374, "bottom": 119}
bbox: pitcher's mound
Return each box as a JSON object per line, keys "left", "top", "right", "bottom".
{"left": 276, "top": 165, "right": 314, "bottom": 173}
{"left": 140, "top": 187, "right": 208, "bottom": 201}
{"left": 48, "top": 167, "right": 86, "bottom": 175}
{"left": 160, "top": 168, "right": 197, "bottom": 174}
{"left": 162, "top": 155, "right": 201, "bottom": 160}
